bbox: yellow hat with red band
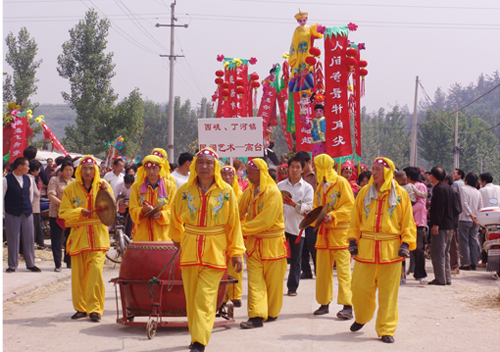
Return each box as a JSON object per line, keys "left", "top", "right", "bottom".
{"left": 136, "top": 155, "right": 168, "bottom": 182}
{"left": 187, "top": 147, "right": 225, "bottom": 190}
{"left": 247, "top": 158, "right": 277, "bottom": 192}
{"left": 314, "top": 154, "right": 338, "bottom": 185}
{"left": 75, "top": 155, "right": 101, "bottom": 192}
{"left": 221, "top": 165, "right": 241, "bottom": 198}
{"left": 367, "top": 156, "right": 395, "bottom": 193}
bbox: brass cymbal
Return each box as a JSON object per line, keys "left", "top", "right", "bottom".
{"left": 143, "top": 203, "right": 164, "bottom": 218}
{"left": 299, "top": 206, "right": 323, "bottom": 230}
{"left": 314, "top": 203, "right": 332, "bottom": 232}
{"left": 281, "top": 190, "right": 292, "bottom": 201}
{"left": 94, "top": 189, "right": 117, "bottom": 226}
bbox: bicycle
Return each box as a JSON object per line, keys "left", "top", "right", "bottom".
{"left": 106, "top": 198, "right": 131, "bottom": 263}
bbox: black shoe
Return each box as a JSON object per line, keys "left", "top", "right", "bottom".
{"left": 336, "top": 305, "right": 353, "bottom": 320}
{"left": 470, "top": 265, "right": 476, "bottom": 271}
{"left": 27, "top": 266, "right": 41, "bottom": 272}
{"left": 266, "top": 316, "right": 278, "bottom": 322}
{"left": 287, "top": 290, "right": 298, "bottom": 296}
{"left": 300, "top": 272, "right": 313, "bottom": 279}
{"left": 350, "top": 321, "right": 365, "bottom": 332}
{"left": 381, "top": 335, "right": 394, "bottom": 343}
{"left": 428, "top": 280, "right": 445, "bottom": 286}
{"left": 240, "top": 317, "right": 264, "bottom": 329}
{"left": 459, "top": 265, "right": 471, "bottom": 271}
{"left": 446, "top": 282, "right": 452, "bottom": 285}
{"left": 190, "top": 342, "right": 205, "bottom": 352}
{"left": 314, "top": 304, "right": 329, "bottom": 315}
{"left": 232, "top": 299, "right": 242, "bottom": 308}
{"left": 6, "top": 268, "right": 15, "bottom": 273}
{"left": 89, "top": 312, "right": 101, "bottom": 322}
{"left": 71, "top": 311, "right": 87, "bottom": 320}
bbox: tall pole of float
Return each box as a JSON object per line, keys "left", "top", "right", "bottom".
{"left": 454, "top": 103, "right": 459, "bottom": 169}
{"left": 410, "top": 76, "right": 419, "bottom": 166}
{"left": 157, "top": 0, "right": 187, "bottom": 161}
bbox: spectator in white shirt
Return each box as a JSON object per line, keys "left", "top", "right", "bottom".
{"left": 115, "top": 174, "right": 135, "bottom": 238}
{"left": 171, "top": 152, "right": 193, "bottom": 189}
{"left": 277, "top": 155, "right": 314, "bottom": 296}
{"left": 103, "top": 158, "right": 125, "bottom": 196}
{"left": 478, "top": 172, "right": 500, "bottom": 207}
{"left": 458, "top": 172, "right": 483, "bottom": 271}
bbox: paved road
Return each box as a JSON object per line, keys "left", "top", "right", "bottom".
{"left": 3, "top": 260, "right": 499, "bottom": 352}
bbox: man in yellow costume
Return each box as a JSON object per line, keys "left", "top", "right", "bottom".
{"left": 312, "top": 154, "right": 355, "bottom": 319}
{"left": 239, "top": 158, "right": 288, "bottom": 329}
{"left": 348, "top": 157, "right": 416, "bottom": 343}
{"left": 220, "top": 165, "right": 244, "bottom": 308}
{"left": 288, "top": 9, "right": 324, "bottom": 92}
{"left": 58, "top": 155, "right": 112, "bottom": 323}
{"left": 129, "top": 155, "right": 176, "bottom": 242}
{"left": 169, "top": 148, "right": 244, "bottom": 352}
{"left": 151, "top": 147, "right": 178, "bottom": 189}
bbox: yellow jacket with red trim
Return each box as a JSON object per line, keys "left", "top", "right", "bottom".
{"left": 169, "top": 182, "right": 245, "bottom": 270}
{"left": 58, "top": 180, "right": 112, "bottom": 256}
{"left": 238, "top": 184, "right": 287, "bottom": 260}
{"left": 347, "top": 182, "right": 417, "bottom": 264}
{"left": 313, "top": 176, "right": 354, "bottom": 250}
{"left": 129, "top": 177, "right": 176, "bottom": 242}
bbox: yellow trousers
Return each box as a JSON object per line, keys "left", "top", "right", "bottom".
{"left": 246, "top": 252, "right": 287, "bottom": 320}
{"left": 224, "top": 260, "right": 243, "bottom": 302}
{"left": 316, "top": 249, "right": 353, "bottom": 306}
{"left": 71, "top": 251, "right": 106, "bottom": 315}
{"left": 181, "top": 266, "right": 224, "bottom": 346}
{"left": 351, "top": 261, "right": 401, "bottom": 337}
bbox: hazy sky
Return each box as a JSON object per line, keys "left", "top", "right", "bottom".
{"left": 3, "top": 0, "right": 500, "bottom": 114}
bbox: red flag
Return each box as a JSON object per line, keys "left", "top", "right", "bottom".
{"left": 258, "top": 86, "right": 277, "bottom": 129}
{"left": 9, "top": 118, "right": 29, "bottom": 164}
{"left": 324, "top": 32, "right": 352, "bottom": 158}
{"left": 352, "top": 50, "right": 362, "bottom": 159}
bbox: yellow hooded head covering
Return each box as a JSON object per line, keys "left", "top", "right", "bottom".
{"left": 221, "top": 165, "right": 242, "bottom": 198}
{"left": 314, "top": 154, "right": 338, "bottom": 185}
{"left": 187, "top": 147, "right": 225, "bottom": 190}
{"left": 136, "top": 155, "right": 168, "bottom": 182}
{"left": 75, "top": 155, "right": 101, "bottom": 192}
{"left": 151, "top": 148, "right": 171, "bottom": 173}
{"left": 247, "top": 158, "right": 277, "bottom": 192}
{"left": 367, "top": 157, "right": 395, "bottom": 193}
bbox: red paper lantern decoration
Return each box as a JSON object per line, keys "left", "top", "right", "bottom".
{"left": 359, "top": 60, "right": 368, "bottom": 68}
{"left": 250, "top": 73, "right": 259, "bottom": 81}
{"left": 222, "top": 82, "right": 229, "bottom": 89}
{"left": 309, "top": 47, "right": 321, "bottom": 57}
{"left": 346, "top": 48, "right": 358, "bottom": 57}
{"left": 215, "top": 70, "right": 224, "bottom": 77}
{"left": 236, "top": 87, "right": 245, "bottom": 95}
{"left": 221, "top": 89, "right": 230, "bottom": 97}
{"left": 215, "top": 78, "right": 224, "bottom": 85}
{"left": 345, "top": 57, "right": 357, "bottom": 70}
{"left": 251, "top": 81, "right": 261, "bottom": 88}
{"left": 305, "top": 56, "right": 317, "bottom": 65}
{"left": 360, "top": 68, "right": 368, "bottom": 77}
{"left": 236, "top": 78, "right": 244, "bottom": 87}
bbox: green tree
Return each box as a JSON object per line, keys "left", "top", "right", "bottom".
{"left": 57, "top": 9, "right": 118, "bottom": 155}
{"left": 4, "top": 27, "right": 42, "bottom": 111}
{"left": 360, "top": 106, "right": 411, "bottom": 168}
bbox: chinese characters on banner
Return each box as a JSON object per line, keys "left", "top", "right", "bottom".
{"left": 257, "top": 86, "right": 277, "bottom": 128}
{"left": 198, "top": 117, "right": 264, "bottom": 158}
{"left": 224, "top": 64, "right": 249, "bottom": 118}
{"left": 8, "top": 118, "right": 28, "bottom": 164}
{"left": 324, "top": 30, "right": 352, "bottom": 158}
{"left": 293, "top": 91, "right": 312, "bottom": 152}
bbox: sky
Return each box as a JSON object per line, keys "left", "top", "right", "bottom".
{"left": 3, "top": 0, "right": 500, "bottom": 115}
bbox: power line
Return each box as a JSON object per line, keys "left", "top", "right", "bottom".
{"left": 175, "top": 33, "right": 207, "bottom": 98}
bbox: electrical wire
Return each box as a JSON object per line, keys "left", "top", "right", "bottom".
{"left": 175, "top": 33, "right": 208, "bottom": 97}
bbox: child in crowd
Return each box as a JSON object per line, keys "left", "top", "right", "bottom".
{"left": 395, "top": 171, "right": 428, "bottom": 205}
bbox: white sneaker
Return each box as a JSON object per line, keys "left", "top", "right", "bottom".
{"left": 419, "top": 278, "right": 428, "bottom": 285}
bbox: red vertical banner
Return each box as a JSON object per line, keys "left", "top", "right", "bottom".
{"left": 216, "top": 84, "right": 226, "bottom": 117}
{"left": 352, "top": 50, "right": 362, "bottom": 159}
{"left": 257, "top": 86, "right": 277, "bottom": 129}
{"left": 9, "top": 118, "right": 28, "bottom": 163}
{"left": 324, "top": 30, "right": 352, "bottom": 158}
{"left": 277, "top": 91, "right": 294, "bottom": 151}
{"left": 226, "top": 68, "right": 237, "bottom": 117}
{"left": 236, "top": 64, "right": 248, "bottom": 117}
{"left": 293, "top": 91, "right": 312, "bottom": 152}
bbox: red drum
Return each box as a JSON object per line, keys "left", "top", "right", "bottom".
{"left": 118, "top": 241, "right": 228, "bottom": 318}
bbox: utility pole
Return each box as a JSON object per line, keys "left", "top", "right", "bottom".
{"left": 453, "top": 103, "right": 460, "bottom": 169}
{"left": 156, "top": 1, "right": 188, "bottom": 161}
{"left": 410, "top": 76, "right": 419, "bottom": 166}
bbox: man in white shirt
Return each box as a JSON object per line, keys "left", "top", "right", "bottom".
{"left": 479, "top": 172, "right": 500, "bottom": 207}
{"left": 458, "top": 172, "right": 483, "bottom": 271}
{"left": 277, "top": 155, "right": 314, "bottom": 296}
{"left": 103, "top": 158, "right": 124, "bottom": 196}
{"left": 171, "top": 152, "right": 193, "bottom": 189}
{"left": 452, "top": 168, "right": 465, "bottom": 192}
{"left": 3, "top": 157, "right": 40, "bottom": 273}
{"left": 115, "top": 174, "right": 135, "bottom": 238}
